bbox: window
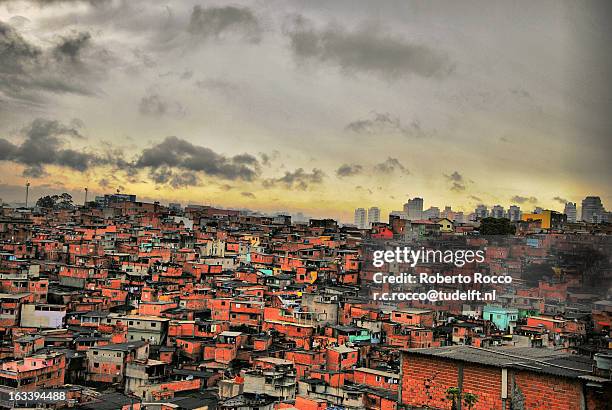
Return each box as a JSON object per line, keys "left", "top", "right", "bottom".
{"left": 93, "top": 363, "right": 99, "bottom": 368}
{"left": 151, "top": 322, "right": 157, "bottom": 328}
{"left": 93, "top": 351, "right": 98, "bottom": 356}
{"left": 116, "top": 365, "right": 121, "bottom": 370}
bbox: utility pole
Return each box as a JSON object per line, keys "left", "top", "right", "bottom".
{"left": 84, "top": 187, "right": 88, "bottom": 206}
{"left": 25, "top": 182, "right": 30, "bottom": 208}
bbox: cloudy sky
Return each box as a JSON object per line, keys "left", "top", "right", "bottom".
{"left": 0, "top": 0, "right": 610, "bottom": 221}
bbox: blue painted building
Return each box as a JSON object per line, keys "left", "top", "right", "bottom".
{"left": 483, "top": 305, "right": 519, "bottom": 332}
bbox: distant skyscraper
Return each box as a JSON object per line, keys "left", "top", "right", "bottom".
{"left": 564, "top": 202, "right": 577, "bottom": 223}
{"left": 404, "top": 197, "right": 424, "bottom": 220}
{"left": 491, "top": 205, "right": 505, "bottom": 219}
{"left": 354, "top": 208, "right": 367, "bottom": 229}
{"left": 581, "top": 196, "right": 605, "bottom": 223}
{"left": 367, "top": 207, "right": 381, "bottom": 226}
{"left": 475, "top": 205, "right": 489, "bottom": 219}
{"left": 454, "top": 212, "right": 465, "bottom": 224}
{"left": 423, "top": 206, "right": 440, "bottom": 220}
{"left": 508, "top": 205, "right": 521, "bottom": 222}
{"left": 533, "top": 207, "right": 543, "bottom": 214}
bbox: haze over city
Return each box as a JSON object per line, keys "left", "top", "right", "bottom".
{"left": 1, "top": 0, "right": 611, "bottom": 222}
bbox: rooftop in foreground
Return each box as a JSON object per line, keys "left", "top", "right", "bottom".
{"left": 403, "top": 345, "right": 607, "bottom": 380}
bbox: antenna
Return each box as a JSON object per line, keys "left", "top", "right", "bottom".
{"left": 84, "top": 187, "right": 88, "bottom": 205}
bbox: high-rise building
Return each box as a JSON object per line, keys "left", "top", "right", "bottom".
{"left": 491, "top": 205, "right": 505, "bottom": 219}
{"left": 581, "top": 196, "right": 605, "bottom": 223}
{"left": 404, "top": 197, "right": 424, "bottom": 220}
{"left": 423, "top": 206, "right": 440, "bottom": 220}
{"left": 475, "top": 205, "right": 489, "bottom": 219}
{"left": 367, "top": 207, "right": 381, "bottom": 226}
{"left": 354, "top": 208, "right": 367, "bottom": 229}
{"left": 508, "top": 205, "right": 521, "bottom": 222}
{"left": 533, "top": 207, "right": 543, "bottom": 214}
{"left": 564, "top": 202, "right": 577, "bottom": 223}
{"left": 454, "top": 212, "right": 465, "bottom": 224}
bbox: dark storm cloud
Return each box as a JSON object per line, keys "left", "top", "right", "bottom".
{"left": 286, "top": 17, "right": 453, "bottom": 79}
{"left": 54, "top": 31, "right": 91, "bottom": 60}
{"left": 136, "top": 136, "right": 260, "bottom": 181}
{"left": 188, "top": 5, "right": 262, "bottom": 43}
{"left": 469, "top": 195, "right": 482, "bottom": 202}
{"left": 511, "top": 195, "right": 538, "bottom": 204}
{"left": 0, "top": 21, "right": 104, "bottom": 111}
{"left": 0, "top": 139, "right": 17, "bottom": 159}
{"left": 263, "top": 168, "right": 325, "bottom": 190}
{"left": 373, "top": 157, "right": 409, "bottom": 175}
{"left": 148, "top": 167, "right": 199, "bottom": 188}
{"left": 336, "top": 163, "right": 363, "bottom": 177}
{"left": 345, "top": 112, "right": 427, "bottom": 138}
{"left": 0, "top": 0, "right": 111, "bottom": 6}
{"left": 553, "top": 196, "right": 569, "bottom": 204}
{"left": 241, "top": 191, "right": 256, "bottom": 198}
{"left": 0, "top": 118, "right": 102, "bottom": 177}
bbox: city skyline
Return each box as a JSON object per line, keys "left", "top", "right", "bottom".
{"left": 1, "top": 0, "right": 611, "bottom": 222}
{"left": 3, "top": 180, "right": 608, "bottom": 225}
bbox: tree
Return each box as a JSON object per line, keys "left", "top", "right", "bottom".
{"left": 55, "top": 193, "right": 74, "bottom": 209}
{"left": 446, "top": 387, "right": 461, "bottom": 410}
{"left": 36, "top": 195, "right": 55, "bottom": 209}
{"left": 35, "top": 193, "right": 74, "bottom": 210}
{"left": 446, "top": 387, "right": 479, "bottom": 410}
{"left": 463, "top": 392, "right": 479, "bottom": 410}
{"left": 479, "top": 217, "right": 516, "bottom": 235}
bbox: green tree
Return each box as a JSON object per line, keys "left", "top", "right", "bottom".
{"left": 446, "top": 387, "right": 461, "bottom": 410}
{"left": 35, "top": 193, "right": 74, "bottom": 210}
{"left": 55, "top": 193, "right": 74, "bottom": 209}
{"left": 463, "top": 392, "right": 479, "bottom": 410}
{"left": 446, "top": 387, "right": 479, "bottom": 410}
{"left": 36, "top": 195, "right": 55, "bottom": 208}
{"left": 479, "top": 217, "right": 516, "bottom": 235}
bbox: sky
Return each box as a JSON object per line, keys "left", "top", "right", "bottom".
{"left": 0, "top": 0, "right": 610, "bottom": 221}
